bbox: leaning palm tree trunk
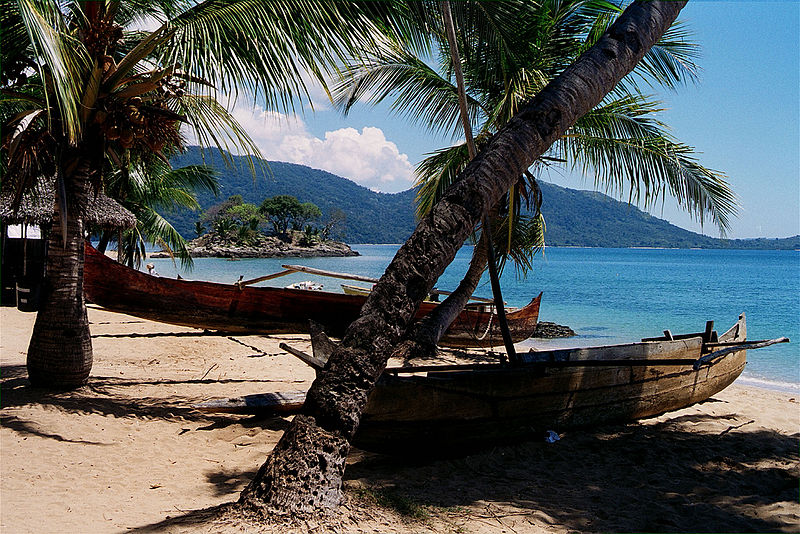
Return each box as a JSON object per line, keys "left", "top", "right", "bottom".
{"left": 397, "top": 225, "right": 489, "bottom": 358}
{"left": 27, "top": 164, "right": 93, "bottom": 388}
{"left": 239, "top": 0, "right": 687, "bottom": 514}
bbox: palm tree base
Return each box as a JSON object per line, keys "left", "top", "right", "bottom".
{"left": 27, "top": 319, "right": 93, "bottom": 389}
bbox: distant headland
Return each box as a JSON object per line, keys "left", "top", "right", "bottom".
{"left": 165, "top": 148, "right": 798, "bottom": 250}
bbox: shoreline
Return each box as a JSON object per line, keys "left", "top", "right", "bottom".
{"left": 2, "top": 307, "right": 798, "bottom": 533}
{"left": 736, "top": 375, "right": 800, "bottom": 394}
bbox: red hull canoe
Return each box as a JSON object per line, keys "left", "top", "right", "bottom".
{"left": 83, "top": 244, "right": 541, "bottom": 348}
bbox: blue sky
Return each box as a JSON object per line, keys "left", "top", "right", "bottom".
{"left": 229, "top": 1, "right": 799, "bottom": 239}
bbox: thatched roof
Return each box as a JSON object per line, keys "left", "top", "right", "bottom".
{"left": 0, "top": 179, "right": 136, "bottom": 229}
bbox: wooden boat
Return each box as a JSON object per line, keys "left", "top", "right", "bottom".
{"left": 83, "top": 243, "right": 541, "bottom": 348}
{"left": 341, "top": 283, "right": 371, "bottom": 297}
{"left": 197, "top": 315, "right": 787, "bottom": 454}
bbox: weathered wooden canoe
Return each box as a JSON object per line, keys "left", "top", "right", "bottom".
{"left": 198, "top": 315, "right": 758, "bottom": 454}
{"left": 83, "top": 243, "right": 541, "bottom": 348}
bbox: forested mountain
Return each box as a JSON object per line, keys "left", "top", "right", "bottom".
{"left": 169, "top": 147, "right": 416, "bottom": 243}
{"left": 166, "top": 147, "right": 798, "bottom": 249}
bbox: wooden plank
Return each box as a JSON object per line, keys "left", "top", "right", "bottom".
{"left": 236, "top": 269, "right": 295, "bottom": 288}
{"left": 279, "top": 342, "right": 326, "bottom": 371}
{"left": 287, "top": 265, "right": 498, "bottom": 303}
{"left": 694, "top": 337, "right": 789, "bottom": 369}
{"left": 704, "top": 338, "right": 789, "bottom": 348}
{"left": 704, "top": 320, "right": 715, "bottom": 343}
{"left": 282, "top": 264, "right": 379, "bottom": 284}
{"left": 194, "top": 391, "right": 306, "bottom": 414}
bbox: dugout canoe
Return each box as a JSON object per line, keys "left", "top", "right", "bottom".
{"left": 196, "top": 314, "right": 779, "bottom": 454}
{"left": 83, "top": 243, "right": 541, "bottom": 348}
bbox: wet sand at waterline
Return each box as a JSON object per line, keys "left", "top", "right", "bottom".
{"left": 1, "top": 306, "right": 798, "bottom": 533}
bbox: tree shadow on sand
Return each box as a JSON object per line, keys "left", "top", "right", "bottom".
{"left": 125, "top": 409, "right": 798, "bottom": 533}
{"left": 0, "top": 364, "right": 291, "bottom": 431}
{"left": 344, "top": 413, "right": 799, "bottom": 532}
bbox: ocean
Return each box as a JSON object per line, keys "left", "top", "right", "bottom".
{"left": 147, "top": 245, "right": 800, "bottom": 391}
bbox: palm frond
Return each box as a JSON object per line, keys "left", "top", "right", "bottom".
{"left": 493, "top": 212, "right": 546, "bottom": 276}
{"left": 559, "top": 94, "right": 737, "bottom": 232}
{"left": 414, "top": 142, "right": 471, "bottom": 218}
{"left": 160, "top": 0, "right": 394, "bottom": 113}
{"left": 332, "top": 46, "right": 484, "bottom": 139}
{"left": 16, "top": 0, "right": 90, "bottom": 142}
{"left": 134, "top": 205, "right": 194, "bottom": 268}
{"left": 173, "top": 93, "right": 265, "bottom": 176}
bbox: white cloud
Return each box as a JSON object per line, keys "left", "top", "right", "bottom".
{"left": 227, "top": 103, "right": 416, "bottom": 193}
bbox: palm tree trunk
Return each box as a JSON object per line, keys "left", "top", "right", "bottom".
{"left": 396, "top": 229, "right": 489, "bottom": 359}
{"left": 26, "top": 162, "right": 93, "bottom": 388}
{"left": 239, "top": 0, "right": 686, "bottom": 514}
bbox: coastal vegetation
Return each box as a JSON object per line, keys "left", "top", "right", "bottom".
{"left": 1, "top": 0, "right": 403, "bottom": 389}
{"left": 169, "top": 193, "right": 357, "bottom": 257}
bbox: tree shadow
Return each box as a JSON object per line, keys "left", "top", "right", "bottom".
{"left": 204, "top": 467, "right": 260, "bottom": 498}
{"left": 122, "top": 503, "right": 236, "bottom": 533}
{"left": 344, "top": 415, "right": 799, "bottom": 533}
{"left": 0, "top": 414, "right": 114, "bottom": 445}
{"left": 0, "top": 363, "right": 291, "bottom": 428}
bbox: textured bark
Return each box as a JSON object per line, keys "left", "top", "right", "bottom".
{"left": 240, "top": 0, "right": 687, "bottom": 514}
{"left": 27, "top": 162, "right": 93, "bottom": 388}
{"left": 396, "top": 232, "right": 489, "bottom": 359}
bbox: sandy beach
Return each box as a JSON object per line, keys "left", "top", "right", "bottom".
{"left": 1, "top": 305, "right": 798, "bottom": 533}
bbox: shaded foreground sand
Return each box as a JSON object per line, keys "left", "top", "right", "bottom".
{"left": 1, "top": 306, "right": 798, "bottom": 533}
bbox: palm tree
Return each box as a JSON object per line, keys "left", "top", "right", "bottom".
{"left": 332, "top": 0, "right": 736, "bottom": 355}
{"left": 0, "top": 0, "right": 408, "bottom": 388}
{"left": 99, "top": 156, "right": 219, "bottom": 269}
{"left": 240, "top": 0, "right": 694, "bottom": 513}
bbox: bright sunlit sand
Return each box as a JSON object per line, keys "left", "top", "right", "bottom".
{"left": 2, "top": 306, "right": 797, "bottom": 533}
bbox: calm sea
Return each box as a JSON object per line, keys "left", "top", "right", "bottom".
{"left": 148, "top": 245, "right": 800, "bottom": 391}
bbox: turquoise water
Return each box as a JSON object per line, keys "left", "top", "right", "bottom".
{"left": 148, "top": 245, "right": 799, "bottom": 390}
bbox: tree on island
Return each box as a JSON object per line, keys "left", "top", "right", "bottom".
{"left": 200, "top": 194, "right": 327, "bottom": 245}
{"left": 259, "top": 194, "right": 304, "bottom": 236}
{"left": 236, "top": 0, "right": 704, "bottom": 516}
{"left": 293, "top": 202, "right": 323, "bottom": 232}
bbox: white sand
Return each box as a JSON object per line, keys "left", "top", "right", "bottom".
{"left": 2, "top": 307, "right": 798, "bottom": 533}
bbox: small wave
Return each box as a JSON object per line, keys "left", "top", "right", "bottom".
{"left": 737, "top": 375, "right": 800, "bottom": 394}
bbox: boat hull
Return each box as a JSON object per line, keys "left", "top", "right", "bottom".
{"left": 196, "top": 316, "right": 747, "bottom": 455}
{"left": 83, "top": 244, "right": 540, "bottom": 347}
{"left": 354, "top": 316, "right": 746, "bottom": 453}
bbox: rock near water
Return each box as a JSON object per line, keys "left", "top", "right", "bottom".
{"left": 532, "top": 321, "right": 576, "bottom": 338}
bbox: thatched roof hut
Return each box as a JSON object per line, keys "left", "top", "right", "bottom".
{"left": 0, "top": 179, "right": 136, "bottom": 229}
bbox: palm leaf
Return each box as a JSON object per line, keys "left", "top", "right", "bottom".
{"left": 333, "top": 45, "right": 485, "bottom": 139}
{"left": 16, "top": 0, "right": 90, "bottom": 142}
{"left": 159, "top": 1, "right": 394, "bottom": 112}
{"left": 559, "top": 94, "right": 737, "bottom": 231}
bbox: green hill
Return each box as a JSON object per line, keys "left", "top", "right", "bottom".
{"left": 169, "top": 147, "right": 416, "bottom": 243}
{"left": 166, "top": 147, "right": 798, "bottom": 250}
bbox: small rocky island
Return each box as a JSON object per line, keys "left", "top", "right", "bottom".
{"left": 152, "top": 194, "right": 359, "bottom": 259}
{"left": 151, "top": 230, "right": 359, "bottom": 259}
{"left": 532, "top": 321, "right": 576, "bottom": 338}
